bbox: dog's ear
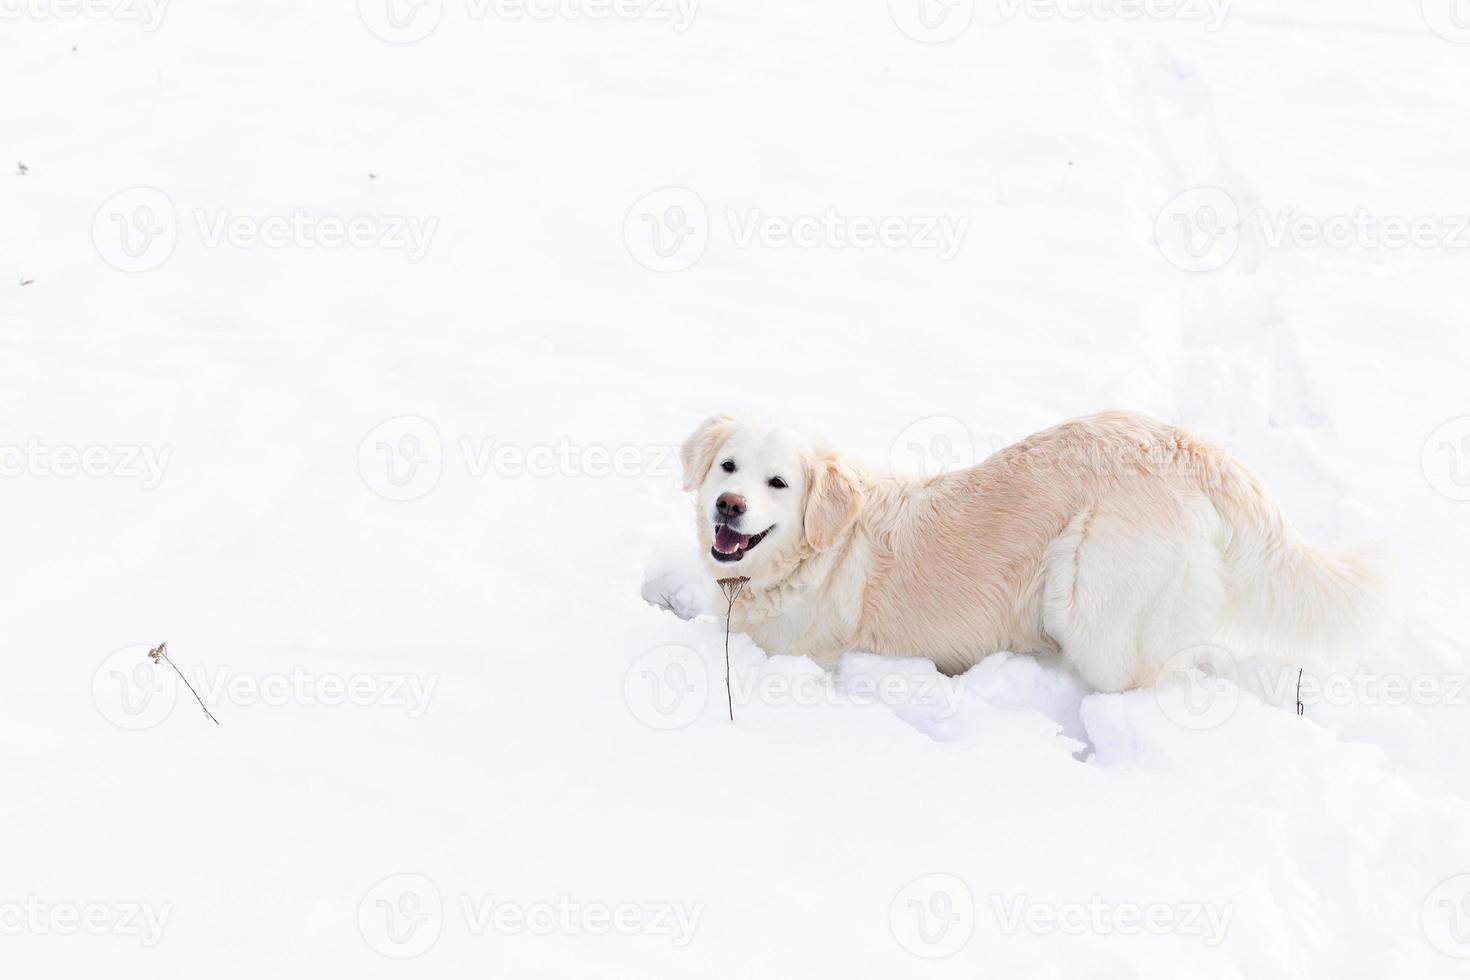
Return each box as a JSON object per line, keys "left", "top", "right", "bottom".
{"left": 679, "top": 415, "right": 737, "bottom": 492}
{"left": 803, "top": 452, "right": 864, "bottom": 552}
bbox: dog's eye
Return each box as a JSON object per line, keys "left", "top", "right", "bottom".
{"left": 721, "top": 459, "right": 736, "bottom": 473}
{"left": 768, "top": 476, "right": 787, "bottom": 489}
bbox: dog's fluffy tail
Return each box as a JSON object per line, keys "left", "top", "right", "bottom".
{"left": 1206, "top": 458, "right": 1395, "bottom": 669}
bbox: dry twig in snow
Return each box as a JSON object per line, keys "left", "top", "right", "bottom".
{"left": 148, "top": 643, "right": 220, "bottom": 726}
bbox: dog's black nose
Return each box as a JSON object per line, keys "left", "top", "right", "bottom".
{"left": 716, "top": 492, "right": 746, "bottom": 519}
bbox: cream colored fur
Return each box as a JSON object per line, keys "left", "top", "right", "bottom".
{"left": 681, "top": 411, "right": 1391, "bottom": 693}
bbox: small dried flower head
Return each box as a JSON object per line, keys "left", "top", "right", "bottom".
{"left": 718, "top": 577, "right": 749, "bottom": 603}
{"left": 148, "top": 643, "right": 166, "bottom": 663}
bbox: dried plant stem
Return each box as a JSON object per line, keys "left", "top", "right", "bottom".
{"left": 723, "top": 601, "right": 735, "bottom": 722}
{"left": 717, "top": 578, "right": 749, "bottom": 723}
{"left": 148, "top": 643, "right": 219, "bottom": 725}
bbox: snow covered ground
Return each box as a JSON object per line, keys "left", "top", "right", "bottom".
{"left": 4, "top": 0, "right": 1470, "bottom": 975}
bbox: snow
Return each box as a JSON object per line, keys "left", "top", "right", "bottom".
{"left": 4, "top": 0, "right": 1470, "bottom": 976}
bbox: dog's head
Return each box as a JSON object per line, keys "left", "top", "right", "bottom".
{"left": 680, "top": 416, "right": 864, "bottom": 581}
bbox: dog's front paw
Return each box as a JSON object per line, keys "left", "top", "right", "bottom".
{"left": 640, "top": 567, "right": 705, "bottom": 621}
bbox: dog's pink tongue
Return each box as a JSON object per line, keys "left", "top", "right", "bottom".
{"left": 714, "top": 525, "right": 749, "bottom": 554}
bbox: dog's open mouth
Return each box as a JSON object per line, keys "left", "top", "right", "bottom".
{"left": 711, "top": 523, "right": 774, "bottom": 563}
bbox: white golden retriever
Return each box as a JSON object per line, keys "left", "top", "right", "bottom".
{"left": 680, "top": 411, "right": 1390, "bottom": 692}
